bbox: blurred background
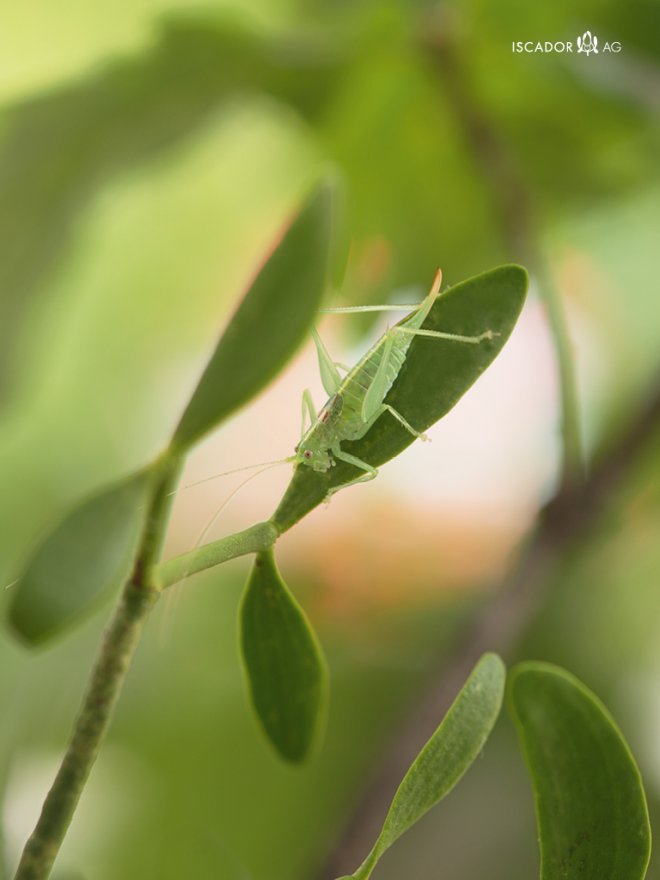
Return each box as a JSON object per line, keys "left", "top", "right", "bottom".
{"left": 1, "top": 1, "right": 659, "bottom": 878}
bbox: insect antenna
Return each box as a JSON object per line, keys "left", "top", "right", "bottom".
{"left": 157, "top": 459, "right": 290, "bottom": 641}
{"left": 188, "top": 461, "right": 284, "bottom": 553}
{"left": 167, "top": 456, "right": 295, "bottom": 497}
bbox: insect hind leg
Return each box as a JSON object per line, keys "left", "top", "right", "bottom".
{"left": 395, "top": 326, "right": 498, "bottom": 344}
{"left": 326, "top": 448, "right": 378, "bottom": 499}
{"left": 380, "top": 404, "right": 428, "bottom": 441}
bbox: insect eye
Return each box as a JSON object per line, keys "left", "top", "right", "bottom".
{"left": 294, "top": 444, "right": 299, "bottom": 452}
{"left": 303, "top": 450, "right": 312, "bottom": 459}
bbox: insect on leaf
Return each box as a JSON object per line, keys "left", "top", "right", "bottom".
{"left": 272, "top": 264, "right": 528, "bottom": 532}
{"left": 508, "top": 662, "right": 651, "bottom": 880}
{"left": 171, "top": 180, "right": 339, "bottom": 451}
{"left": 8, "top": 471, "right": 153, "bottom": 646}
{"left": 239, "top": 548, "right": 328, "bottom": 763}
{"left": 349, "top": 653, "right": 505, "bottom": 880}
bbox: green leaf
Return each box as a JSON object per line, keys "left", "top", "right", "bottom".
{"left": 171, "top": 181, "right": 338, "bottom": 450}
{"left": 508, "top": 662, "right": 651, "bottom": 880}
{"left": 239, "top": 548, "right": 328, "bottom": 763}
{"left": 8, "top": 471, "right": 153, "bottom": 645}
{"left": 272, "top": 264, "right": 528, "bottom": 532}
{"left": 350, "top": 653, "right": 505, "bottom": 880}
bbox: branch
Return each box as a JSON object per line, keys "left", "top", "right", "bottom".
{"left": 422, "top": 24, "right": 583, "bottom": 486}
{"left": 317, "top": 374, "right": 660, "bottom": 879}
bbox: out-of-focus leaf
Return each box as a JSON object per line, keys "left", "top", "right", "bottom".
{"left": 347, "top": 653, "right": 505, "bottom": 880}
{"left": 8, "top": 471, "right": 153, "bottom": 645}
{"left": 508, "top": 662, "right": 651, "bottom": 880}
{"left": 171, "top": 181, "right": 337, "bottom": 450}
{"left": 239, "top": 548, "right": 327, "bottom": 763}
{"left": 0, "top": 16, "right": 344, "bottom": 407}
{"left": 272, "top": 264, "right": 527, "bottom": 531}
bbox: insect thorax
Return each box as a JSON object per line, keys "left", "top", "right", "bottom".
{"left": 318, "top": 393, "right": 344, "bottom": 425}
{"left": 296, "top": 393, "right": 344, "bottom": 471}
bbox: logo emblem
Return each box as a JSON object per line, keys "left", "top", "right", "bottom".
{"left": 577, "top": 31, "right": 598, "bottom": 55}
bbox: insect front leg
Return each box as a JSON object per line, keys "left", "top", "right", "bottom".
{"left": 326, "top": 447, "right": 378, "bottom": 498}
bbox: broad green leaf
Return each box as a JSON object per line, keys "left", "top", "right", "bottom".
{"left": 508, "top": 662, "right": 651, "bottom": 880}
{"left": 272, "top": 265, "right": 528, "bottom": 531}
{"left": 239, "top": 548, "right": 327, "bottom": 763}
{"left": 8, "top": 471, "right": 153, "bottom": 645}
{"left": 349, "top": 653, "right": 505, "bottom": 880}
{"left": 171, "top": 182, "right": 337, "bottom": 450}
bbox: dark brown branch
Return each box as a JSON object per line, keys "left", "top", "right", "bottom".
{"left": 422, "top": 27, "right": 537, "bottom": 266}
{"left": 422, "top": 21, "right": 583, "bottom": 485}
{"left": 317, "top": 374, "right": 660, "bottom": 879}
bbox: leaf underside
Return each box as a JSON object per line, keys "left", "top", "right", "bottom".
{"left": 172, "top": 181, "right": 337, "bottom": 450}
{"left": 8, "top": 471, "right": 153, "bottom": 645}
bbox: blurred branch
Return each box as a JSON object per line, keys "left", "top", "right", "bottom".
{"left": 316, "top": 379, "right": 660, "bottom": 875}
{"left": 422, "top": 24, "right": 583, "bottom": 487}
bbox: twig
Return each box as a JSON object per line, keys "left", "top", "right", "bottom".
{"left": 10, "top": 450, "right": 284, "bottom": 879}
{"left": 157, "top": 520, "right": 279, "bottom": 588}
{"left": 422, "top": 23, "right": 583, "bottom": 487}
{"left": 317, "top": 373, "right": 660, "bottom": 879}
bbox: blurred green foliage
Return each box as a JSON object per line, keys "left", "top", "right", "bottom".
{"left": 1, "top": 0, "right": 659, "bottom": 878}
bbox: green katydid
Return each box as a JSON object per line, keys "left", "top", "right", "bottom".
{"left": 176, "top": 269, "right": 496, "bottom": 512}
{"left": 291, "top": 269, "right": 496, "bottom": 498}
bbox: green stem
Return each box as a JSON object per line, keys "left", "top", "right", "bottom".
{"left": 14, "top": 582, "right": 157, "bottom": 880}
{"left": 13, "top": 453, "right": 277, "bottom": 880}
{"left": 13, "top": 459, "right": 181, "bottom": 880}
{"left": 157, "top": 521, "right": 279, "bottom": 588}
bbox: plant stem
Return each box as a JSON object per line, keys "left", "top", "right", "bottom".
{"left": 14, "top": 581, "right": 158, "bottom": 880}
{"left": 13, "top": 446, "right": 278, "bottom": 880}
{"left": 157, "top": 520, "right": 279, "bottom": 588}
{"left": 13, "top": 459, "right": 181, "bottom": 880}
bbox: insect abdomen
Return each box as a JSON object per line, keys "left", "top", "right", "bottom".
{"left": 339, "top": 332, "right": 409, "bottom": 429}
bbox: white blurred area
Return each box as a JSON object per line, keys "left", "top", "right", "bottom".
{"left": 3, "top": 746, "right": 157, "bottom": 877}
